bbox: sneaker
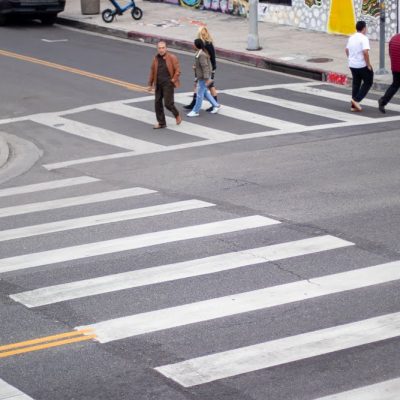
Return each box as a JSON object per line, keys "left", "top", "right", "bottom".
{"left": 187, "top": 110, "right": 199, "bottom": 117}
{"left": 378, "top": 98, "right": 386, "bottom": 114}
{"left": 206, "top": 106, "right": 214, "bottom": 112}
{"left": 210, "top": 105, "right": 221, "bottom": 114}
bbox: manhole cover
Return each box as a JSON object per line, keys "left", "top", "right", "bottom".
{"left": 307, "top": 57, "right": 333, "bottom": 63}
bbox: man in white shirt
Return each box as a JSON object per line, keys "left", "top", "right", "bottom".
{"left": 345, "top": 20, "right": 374, "bottom": 112}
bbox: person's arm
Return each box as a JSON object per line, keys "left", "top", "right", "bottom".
{"left": 206, "top": 42, "right": 217, "bottom": 70}
{"left": 363, "top": 49, "right": 372, "bottom": 70}
{"left": 171, "top": 55, "right": 181, "bottom": 85}
{"left": 345, "top": 48, "right": 349, "bottom": 57}
{"left": 147, "top": 59, "right": 155, "bottom": 91}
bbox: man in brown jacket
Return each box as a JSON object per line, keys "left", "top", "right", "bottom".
{"left": 147, "top": 41, "right": 182, "bottom": 129}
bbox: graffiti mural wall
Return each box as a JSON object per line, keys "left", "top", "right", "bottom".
{"left": 179, "top": 0, "right": 248, "bottom": 16}
{"left": 257, "top": 0, "right": 398, "bottom": 40}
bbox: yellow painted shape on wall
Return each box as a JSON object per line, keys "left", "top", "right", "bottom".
{"left": 328, "top": 0, "right": 356, "bottom": 35}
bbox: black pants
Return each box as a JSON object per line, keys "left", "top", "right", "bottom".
{"left": 350, "top": 66, "right": 374, "bottom": 102}
{"left": 155, "top": 81, "right": 179, "bottom": 126}
{"left": 381, "top": 71, "right": 400, "bottom": 106}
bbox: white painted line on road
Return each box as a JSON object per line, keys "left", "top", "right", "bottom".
{"left": 0, "top": 377, "right": 34, "bottom": 400}
{"left": 288, "top": 85, "right": 400, "bottom": 113}
{"left": 174, "top": 95, "right": 305, "bottom": 131}
{"left": 96, "top": 103, "right": 238, "bottom": 141}
{"left": 218, "top": 81, "right": 320, "bottom": 93}
{"left": 41, "top": 39, "right": 69, "bottom": 43}
{"left": 30, "top": 114, "right": 165, "bottom": 152}
{"left": 155, "top": 311, "right": 400, "bottom": 387}
{"left": 0, "top": 176, "right": 99, "bottom": 198}
{"left": 224, "top": 90, "right": 374, "bottom": 123}
{"left": 77, "top": 260, "right": 400, "bottom": 343}
{"left": 11, "top": 235, "right": 351, "bottom": 307}
{"left": 0, "top": 216, "right": 279, "bottom": 274}
{"left": 0, "top": 187, "right": 155, "bottom": 218}
{"left": 312, "top": 377, "right": 400, "bottom": 400}
{"left": 0, "top": 200, "right": 214, "bottom": 242}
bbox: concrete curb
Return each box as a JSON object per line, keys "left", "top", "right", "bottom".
{"left": 57, "top": 16, "right": 347, "bottom": 83}
{"left": 0, "top": 132, "right": 43, "bottom": 186}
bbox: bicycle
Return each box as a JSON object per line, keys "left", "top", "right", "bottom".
{"left": 102, "top": 0, "right": 143, "bottom": 23}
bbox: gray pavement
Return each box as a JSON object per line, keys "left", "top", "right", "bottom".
{"left": 58, "top": 0, "right": 393, "bottom": 89}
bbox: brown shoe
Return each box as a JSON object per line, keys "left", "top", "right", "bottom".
{"left": 153, "top": 124, "right": 166, "bottom": 129}
{"left": 351, "top": 99, "right": 362, "bottom": 111}
{"left": 176, "top": 114, "right": 182, "bottom": 125}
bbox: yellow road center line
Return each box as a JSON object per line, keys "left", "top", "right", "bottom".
{"left": 0, "top": 335, "right": 96, "bottom": 358}
{"left": 0, "top": 329, "right": 93, "bottom": 351}
{"left": 0, "top": 49, "right": 148, "bottom": 93}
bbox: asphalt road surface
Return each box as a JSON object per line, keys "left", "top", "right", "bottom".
{"left": 0, "top": 21, "right": 400, "bottom": 400}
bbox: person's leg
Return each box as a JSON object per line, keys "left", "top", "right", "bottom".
{"left": 154, "top": 84, "right": 166, "bottom": 127}
{"left": 191, "top": 80, "right": 207, "bottom": 113}
{"left": 355, "top": 67, "right": 373, "bottom": 103}
{"left": 381, "top": 72, "right": 400, "bottom": 106}
{"left": 350, "top": 68, "right": 362, "bottom": 100}
{"left": 204, "top": 88, "right": 219, "bottom": 108}
{"left": 163, "top": 82, "right": 179, "bottom": 118}
{"left": 184, "top": 82, "right": 198, "bottom": 110}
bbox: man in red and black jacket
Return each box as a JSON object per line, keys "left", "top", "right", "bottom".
{"left": 378, "top": 33, "right": 400, "bottom": 113}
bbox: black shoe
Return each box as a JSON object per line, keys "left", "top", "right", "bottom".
{"left": 206, "top": 106, "right": 213, "bottom": 112}
{"left": 378, "top": 98, "right": 386, "bottom": 114}
{"left": 183, "top": 94, "right": 196, "bottom": 110}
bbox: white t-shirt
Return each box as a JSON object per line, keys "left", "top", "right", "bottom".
{"left": 346, "top": 32, "right": 370, "bottom": 68}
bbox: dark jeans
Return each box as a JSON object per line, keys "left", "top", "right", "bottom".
{"left": 381, "top": 71, "right": 400, "bottom": 106}
{"left": 155, "top": 81, "right": 179, "bottom": 126}
{"left": 350, "top": 66, "right": 374, "bottom": 102}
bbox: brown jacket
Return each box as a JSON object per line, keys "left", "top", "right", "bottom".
{"left": 148, "top": 52, "right": 181, "bottom": 88}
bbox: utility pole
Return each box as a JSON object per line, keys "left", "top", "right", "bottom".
{"left": 376, "top": 0, "right": 388, "bottom": 74}
{"left": 247, "top": 0, "right": 261, "bottom": 50}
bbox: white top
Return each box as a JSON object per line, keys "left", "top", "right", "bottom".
{"left": 346, "top": 32, "right": 370, "bottom": 68}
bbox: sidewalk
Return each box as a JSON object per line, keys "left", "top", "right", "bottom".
{"left": 58, "top": 0, "right": 393, "bottom": 90}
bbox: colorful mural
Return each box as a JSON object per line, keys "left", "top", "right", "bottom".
{"left": 165, "top": 0, "right": 398, "bottom": 40}
{"left": 328, "top": 0, "right": 356, "bottom": 35}
{"left": 256, "top": 0, "right": 398, "bottom": 41}
{"left": 202, "top": 0, "right": 248, "bottom": 15}
{"left": 362, "top": 0, "right": 380, "bottom": 17}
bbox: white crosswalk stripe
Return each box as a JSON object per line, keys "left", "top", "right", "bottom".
{"left": 0, "top": 187, "right": 155, "bottom": 218}
{"left": 312, "top": 377, "right": 400, "bottom": 400}
{"left": 96, "top": 103, "right": 238, "bottom": 141}
{"left": 0, "top": 215, "right": 279, "bottom": 274}
{"left": 30, "top": 114, "right": 165, "bottom": 152}
{"left": 174, "top": 95, "right": 305, "bottom": 131}
{"left": 0, "top": 378, "right": 34, "bottom": 400}
{"left": 223, "top": 89, "right": 374, "bottom": 123}
{"left": 155, "top": 311, "right": 400, "bottom": 387}
{"left": 0, "top": 176, "right": 99, "bottom": 198}
{"left": 288, "top": 85, "right": 400, "bottom": 113}
{"left": 10, "top": 235, "right": 351, "bottom": 307}
{"left": 0, "top": 199, "right": 214, "bottom": 242}
{"left": 77, "top": 261, "right": 399, "bottom": 343}
{"left": 4, "top": 83, "right": 392, "bottom": 170}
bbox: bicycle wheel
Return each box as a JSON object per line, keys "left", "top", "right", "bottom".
{"left": 102, "top": 9, "right": 114, "bottom": 23}
{"left": 131, "top": 7, "right": 143, "bottom": 20}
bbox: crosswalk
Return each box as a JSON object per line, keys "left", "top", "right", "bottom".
{"left": 1, "top": 82, "right": 400, "bottom": 172}
{"left": 1, "top": 175, "right": 400, "bottom": 399}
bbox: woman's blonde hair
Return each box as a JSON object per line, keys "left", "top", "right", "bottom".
{"left": 197, "top": 26, "right": 213, "bottom": 43}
